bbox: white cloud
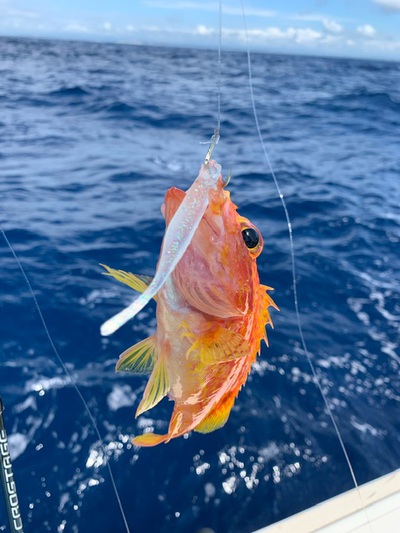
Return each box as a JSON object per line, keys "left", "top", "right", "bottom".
{"left": 282, "top": 27, "right": 323, "bottom": 44}
{"left": 357, "top": 24, "right": 376, "bottom": 37}
{"left": 322, "top": 18, "right": 343, "bottom": 33}
{"left": 373, "top": 0, "right": 400, "bottom": 11}
{"left": 196, "top": 24, "right": 213, "bottom": 36}
{"left": 103, "top": 21, "right": 112, "bottom": 31}
{"left": 147, "top": 22, "right": 324, "bottom": 46}
{"left": 202, "top": 25, "right": 324, "bottom": 45}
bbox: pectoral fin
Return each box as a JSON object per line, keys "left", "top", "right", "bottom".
{"left": 115, "top": 336, "right": 156, "bottom": 374}
{"left": 135, "top": 357, "right": 170, "bottom": 417}
{"left": 185, "top": 326, "right": 250, "bottom": 365}
{"left": 100, "top": 264, "right": 155, "bottom": 299}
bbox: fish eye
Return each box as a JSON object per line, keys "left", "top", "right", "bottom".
{"left": 242, "top": 227, "right": 260, "bottom": 249}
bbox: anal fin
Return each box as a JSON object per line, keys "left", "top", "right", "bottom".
{"left": 195, "top": 394, "right": 235, "bottom": 434}
{"left": 135, "top": 356, "right": 170, "bottom": 417}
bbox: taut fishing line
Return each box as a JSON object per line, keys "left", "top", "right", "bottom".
{"left": 217, "top": 0, "right": 222, "bottom": 133}
{"left": 0, "top": 227, "right": 131, "bottom": 532}
{"left": 239, "top": 0, "right": 373, "bottom": 526}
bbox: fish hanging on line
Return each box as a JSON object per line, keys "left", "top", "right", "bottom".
{"left": 100, "top": 152, "right": 278, "bottom": 447}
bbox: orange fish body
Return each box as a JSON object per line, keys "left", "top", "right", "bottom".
{"left": 103, "top": 171, "right": 277, "bottom": 447}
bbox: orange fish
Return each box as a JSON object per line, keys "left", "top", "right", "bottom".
{"left": 102, "top": 163, "right": 277, "bottom": 446}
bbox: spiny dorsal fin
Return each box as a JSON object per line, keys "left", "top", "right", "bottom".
{"left": 116, "top": 336, "right": 156, "bottom": 374}
{"left": 260, "top": 284, "right": 279, "bottom": 313}
{"left": 135, "top": 357, "right": 170, "bottom": 417}
{"left": 100, "top": 264, "right": 156, "bottom": 300}
{"left": 260, "top": 284, "right": 279, "bottom": 346}
{"left": 184, "top": 325, "right": 250, "bottom": 365}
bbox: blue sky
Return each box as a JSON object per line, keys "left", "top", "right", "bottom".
{"left": 1, "top": 1, "right": 400, "bottom": 60}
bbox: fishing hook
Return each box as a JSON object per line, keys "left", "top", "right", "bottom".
{"left": 204, "top": 127, "right": 220, "bottom": 164}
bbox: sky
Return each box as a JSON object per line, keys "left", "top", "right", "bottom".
{"left": 1, "top": 0, "right": 400, "bottom": 60}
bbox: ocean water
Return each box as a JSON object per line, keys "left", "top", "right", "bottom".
{"left": 0, "top": 35, "right": 399, "bottom": 533}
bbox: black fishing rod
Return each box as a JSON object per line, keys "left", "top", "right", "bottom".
{"left": 0, "top": 397, "right": 24, "bottom": 532}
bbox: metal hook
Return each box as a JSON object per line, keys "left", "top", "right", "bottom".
{"left": 223, "top": 169, "right": 232, "bottom": 187}
{"left": 204, "top": 128, "right": 220, "bottom": 165}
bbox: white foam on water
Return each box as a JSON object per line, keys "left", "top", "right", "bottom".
{"left": 8, "top": 432, "right": 29, "bottom": 460}
{"left": 350, "top": 416, "right": 384, "bottom": 437}
{"left": 14, "top": 394, "right": 37, "bottom": 413}
{"left": 107, "top": 384, "right": 137, "bottom": 412}
{"left": 222, "top": 475, "right": 237, "bottom": 495}
{"left": 204, "top": 482, "right": 216, "bottom": 502}
{"left": 79, "top": 288, "right": 120, "bottom": 309}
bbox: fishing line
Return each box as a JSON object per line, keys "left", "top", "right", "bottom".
{"left": 201, "top": 0, "right": 222, "bottom": 148}
{"left": 239, "top": 0, "right": 372, "bottom": 524}
{"left": 0, "top": 227, "right": 131, "bottom": 533}
{"left": 217, "top": 0, "right": 222, "bottom": 133}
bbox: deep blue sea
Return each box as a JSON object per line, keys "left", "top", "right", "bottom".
{"left": 0, "top": 36, "right": 399, "bottom": 533}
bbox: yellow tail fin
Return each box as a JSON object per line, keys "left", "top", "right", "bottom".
{"left": 132, "top": 432, "right": 168, "bottom": 447}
